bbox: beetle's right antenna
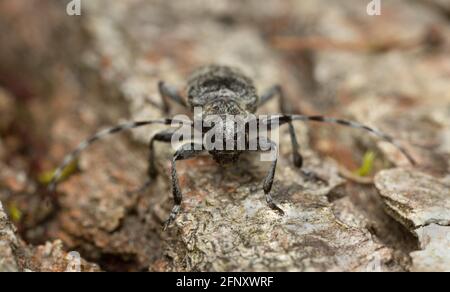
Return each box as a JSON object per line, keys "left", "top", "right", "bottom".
{"left": 265, "top": 114, "right": 416, "bottom": 166}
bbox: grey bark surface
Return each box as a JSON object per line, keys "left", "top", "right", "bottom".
{"left": 375, "top": 169, "right": 450, "bottom": 272}
{"left": 0, "top": 201, "right": 99, "bottom": 272}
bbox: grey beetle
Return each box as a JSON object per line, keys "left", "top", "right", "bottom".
{"left": 49, "top": 65, "right": 415, "bottom": 229}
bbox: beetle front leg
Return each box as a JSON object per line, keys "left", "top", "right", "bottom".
{"left": 164, "top": 142, "right": 204, "bottom": 230}
{"left": 259, "top": 139, "right": 285, "bottom": 216}
{"left": 148, "top": 128, "right": 179, "bottom": 179}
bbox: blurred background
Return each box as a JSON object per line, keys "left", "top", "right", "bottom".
{"left": 0, "top": 0, "right": 449, "bottom": 272}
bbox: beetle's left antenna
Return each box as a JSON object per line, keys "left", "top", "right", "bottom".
{"left": 48, "top": 118, "right": 187, "bottom": 191}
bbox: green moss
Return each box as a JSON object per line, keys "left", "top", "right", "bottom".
{"left": 8, "top": 202, "right": 22, "bottom": 223}
{"left": 38, "top": 159, "right": 79, "bottom": 185}
{"left": 355, "top": 151, "right": 375, "bottom": 177}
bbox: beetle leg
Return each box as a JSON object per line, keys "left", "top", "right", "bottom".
{"left": 158, "top": 81, "right": 188, "bottom": 114}
{"left": 163, "top": 142, "right": 204, "bottom": 230}
{"left": 258, "top": 138, "right": 284, "bottom": 216}
{"left": 259, "top": 85, "right": 302, "bottom": 168}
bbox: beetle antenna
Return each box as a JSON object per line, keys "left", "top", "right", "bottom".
{"left": 48, "top": 118, "right": 190, "bottom": 191}
{"left": 266, "top": 114, "right": 416, "bottom": 166}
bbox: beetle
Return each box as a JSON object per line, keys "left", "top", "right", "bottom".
{"left": 49, "top": 65, "right": 415, "bottom": 229}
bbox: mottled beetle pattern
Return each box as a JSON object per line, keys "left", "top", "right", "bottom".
{"left": 49, "top": 65, "right": 415, "bottom": 229}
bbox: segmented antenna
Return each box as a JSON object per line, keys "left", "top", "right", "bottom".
{"left": 48, "top": 118, "right": 189, "bottom": 191}
{"left": 268, "top": 114, "right": 416, "bottom": 166}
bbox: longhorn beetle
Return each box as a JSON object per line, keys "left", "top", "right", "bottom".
{"left": 49, "top": 65, "right": 415, "bottom": 230}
